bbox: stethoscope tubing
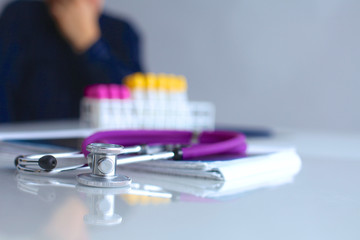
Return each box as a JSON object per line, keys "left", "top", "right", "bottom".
{"left": 16, "top": 130, "right": 247, "bottom": 174}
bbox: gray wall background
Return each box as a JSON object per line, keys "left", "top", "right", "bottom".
{"left": 1, "top": 0, "right": 359, "bottom": 132}
{"left": 105, "top": 0, "right": 360, "bottom": 132}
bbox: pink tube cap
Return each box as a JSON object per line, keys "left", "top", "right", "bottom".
{"left": 119, "top": 85, "right": 131, "bottom": 99}
{"left": 84, "top": 84, "right": 131, "bottom": 99}
{"left": 84, "top": 84, "right": 109, "bottom": 99}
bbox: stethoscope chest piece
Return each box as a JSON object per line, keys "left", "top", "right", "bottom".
{"left": 77, "top": 173, "right": 131, "bottom": 188}
{"left": 77, "top": 143, "right": 131, "bottom": 188}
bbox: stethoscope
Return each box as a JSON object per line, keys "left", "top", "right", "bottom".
{"left": 15, "top": 172, "right": 219, "bottom": 226}
{"left": 15, "top": 130, "right": 247, "bottom": 188}
{"left": 15, "top": 173, "right": 173, "bottom": 226}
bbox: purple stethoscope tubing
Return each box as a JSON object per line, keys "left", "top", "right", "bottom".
{"left": 15, "top": 130, "right": 247, "bottom": 175}
{"left": 82, "top": 130, "right": 247, "bottom": 160}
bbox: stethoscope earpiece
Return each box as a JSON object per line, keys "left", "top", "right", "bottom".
{"left": 15, "top": 154, "right": 57, "bottom": 171}
{"left": 38, "top": 155, "right": 57, "bottom": 171}
{"left": 14, "top": 155, "right": 23, "bottom": 167}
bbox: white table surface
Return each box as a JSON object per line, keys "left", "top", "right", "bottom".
{"left": 0, "top": 122, "right": 359, "bottom": 240}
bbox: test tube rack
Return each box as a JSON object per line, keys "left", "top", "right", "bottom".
{"left": 80, "top": 73, "right": 215, "bottom": 131}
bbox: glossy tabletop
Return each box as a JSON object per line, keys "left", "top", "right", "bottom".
{"left": 0, "top": 123, "right": 359, "bottom": 240}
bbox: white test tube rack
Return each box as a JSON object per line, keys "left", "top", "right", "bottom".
{"left": 80, "top": 73, "right": 215, "bottom": 131}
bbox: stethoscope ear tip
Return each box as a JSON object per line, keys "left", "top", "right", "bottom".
{"left": 38, "top": 155, "right": 57, "bottom": 170}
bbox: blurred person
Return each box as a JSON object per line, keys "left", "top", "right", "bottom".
{"left": 0, "top": 0, "right": 143, "bottom": 122}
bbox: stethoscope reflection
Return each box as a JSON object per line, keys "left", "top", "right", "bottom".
{"left": 15, "top": 173, "right": 175, "bottom": 227}
{"left": 77, "top": 186, "right": 128, "bottom": 226}
{"left": 16, "top": 174, "right": 75, "bottom": 202}
{"left": 15, "top": 166, "right": 297, "bottom": 229}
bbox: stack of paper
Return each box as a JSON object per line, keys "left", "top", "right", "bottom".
{"left": 121, "top": 145, "right": 302, "bottom": 182}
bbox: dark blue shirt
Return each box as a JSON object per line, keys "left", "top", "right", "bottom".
{"left": 0, "top": 1, "right": 143, "bottom": 122}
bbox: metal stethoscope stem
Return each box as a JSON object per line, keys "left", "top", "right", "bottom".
{"left": 16, "top": 144, "right": 175, "bottom": 174}
{"left": 16, "top": 143, "right": 179, "bottom": 187}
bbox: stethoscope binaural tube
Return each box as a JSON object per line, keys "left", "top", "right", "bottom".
{"left": 15, "top": 152, "right": 87, "bottom": 173}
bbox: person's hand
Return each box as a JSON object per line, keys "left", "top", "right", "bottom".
{"left": 47, "top": 0, "right": 102, "bottom": 53}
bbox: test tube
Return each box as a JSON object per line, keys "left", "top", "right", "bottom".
{"left": 125, "top": 73, "right": 146, "bottom": 128}
{"left": 156, "top": 73, "right": 169, "bottom": 129}
{"left": 144, "top": 73, "right": 157, "bottom": 129}
{"left": 119, "top": 85, "right": 132, "bottom": 129}
{"left": 108, "top": 84, "right": 121, "bottom": 128}
{"left": 83, "top": 84, "right": 112, "bottom": 128}
{"left": 174, "top": 75, "right": 192, "bottom": 130}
